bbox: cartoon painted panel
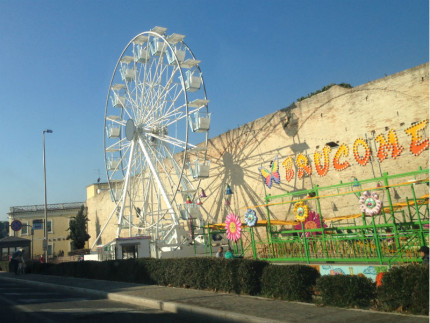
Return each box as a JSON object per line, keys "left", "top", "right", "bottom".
{"left": 319, "top": 265, "right": 388, "bottom": 281}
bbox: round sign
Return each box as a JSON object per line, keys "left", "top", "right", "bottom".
{"left": 11, "top": 220, "right": 23, "bottom": 231}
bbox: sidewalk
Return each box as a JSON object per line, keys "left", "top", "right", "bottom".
{"left": 0, "top": 272, "right": 427, "bottom": 323}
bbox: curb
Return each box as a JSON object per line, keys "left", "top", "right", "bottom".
{"left": 0, "top": 275, "right": 284, "bottom": 323}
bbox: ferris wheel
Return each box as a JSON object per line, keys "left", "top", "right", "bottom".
{"left": 99, "top": 26, "right": 211, "bottom": 249}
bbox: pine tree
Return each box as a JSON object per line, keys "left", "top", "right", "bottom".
{"left": 67, "top": 205, "right": 90, "bottom": 250}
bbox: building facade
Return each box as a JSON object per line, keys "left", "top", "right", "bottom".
{"left": 8, "top": 202, "right": 85, "bottom": 260}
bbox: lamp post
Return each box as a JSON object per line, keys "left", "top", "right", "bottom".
{"left": 43, "top": 129, "right": 53, "bottom": 262}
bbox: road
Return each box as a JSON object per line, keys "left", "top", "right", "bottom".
{"left": 0, "top": 278, "right": 198, "bottom": 323}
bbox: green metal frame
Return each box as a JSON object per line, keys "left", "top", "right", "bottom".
{"left": 256, "top": 168, "right": 429, "bottom": 265}
{"left": 202, "top": 168, "right": 429, "bottom": 266}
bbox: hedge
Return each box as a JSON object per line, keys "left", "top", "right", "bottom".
{"left": 260, "top": 264, "right": 320, "bottom": 302}
{"left": 377, "top": 264, "right": 429, "bottom": 315}
{"left": 22, "top": 259, "right": 430, "bottom": 315}
{"left": 26, "top": 258, "right": 325, "bottom": 299}
{"left": 27, "top": 258, "right": 271, "bottom": 296}
{"left": 316, "top": 275, "right": 376, "bottom": 308}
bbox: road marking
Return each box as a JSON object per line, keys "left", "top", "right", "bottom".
{"left": 38, "top": 307, "right": 152, "bottom": 313}
{"left": 3, "top": 292, "right": 58, "bottom": 296}
{"left": 19, "top": 297, "right": 87, "bottom": 303}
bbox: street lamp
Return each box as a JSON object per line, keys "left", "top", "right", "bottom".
{"left": 43, "top": 129, "right": 53, "bottom": 262}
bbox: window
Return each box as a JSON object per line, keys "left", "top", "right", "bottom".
{"left": 32, "top": 219, "right": 52, "bottom": 232}
{"left": 122, "top": 245, "right": 137, "bottom": 259}
{"left": 33, "top": 219, "right": 43, "bottom": 230}
{"left": 2, "top": 248, "right": 8, "bottom": 261}
{"left": 47, "top": 243, "right": 53, "bottom": 256}
{"left": 21, "top": 222, "right": 28, "bottom": 235}
{"left": 47, "top": 220, "right": 53, "bottom": 233}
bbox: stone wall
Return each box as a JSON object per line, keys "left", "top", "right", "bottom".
{"left": 86, "top": 63, "right": 429, "bottom": 249}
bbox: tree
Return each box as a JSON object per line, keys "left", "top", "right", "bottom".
{"left": 0, "top": 221, "right": 9, "bottom": 239}
{"left": 67, "top": 206, "right": 90, "bottom": 250}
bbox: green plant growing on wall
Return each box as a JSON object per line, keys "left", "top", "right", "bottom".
{"left": 67, "top": 205, "right": 90, "bottom": 250}
{"left": 297, "top": 83, "right": 353, "bottom": 102}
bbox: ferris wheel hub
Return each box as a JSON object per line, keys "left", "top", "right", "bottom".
{"left": 125, "top": 119, "right": 136, "bottom": 141}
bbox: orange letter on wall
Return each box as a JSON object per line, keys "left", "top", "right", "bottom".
{"left": 314, "top": 146, "right": 331, "bottom": 176}
{"left": 333, "top": 144, "right": 350, "bottom": 171}
{"left": 353, "top": 138, "right": 371, "bottom": 166}
{"left": 404, "top": 119, "right": 429, "bottom": 156}
{"left": 296, "top": 153, "right": 312, "bottom": 179}
{"left": 282, "top": 156, "right": 295, "bottom": 182}
{"left": 375, "top": 129, "right": 404, "bottom": 162}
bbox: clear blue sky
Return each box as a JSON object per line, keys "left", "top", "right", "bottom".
{"left": 0, "top": 1, "right": 428, "bottom": 221}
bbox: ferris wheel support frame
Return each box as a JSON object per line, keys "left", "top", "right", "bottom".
{"left": 116, "top": 141, "right": 135, "bottom": 237}
{"left": 138, "top": 137, "right": 179, "bottom": 226}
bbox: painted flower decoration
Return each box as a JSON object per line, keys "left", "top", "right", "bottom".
{"left": 225, "top": 213, "right": 242, "bottom": 241}
{"left": 294, "top": 201, "right": 309, "bottom": 222}
{"left": 244, "top": 209, "right": 258, "bottom": 227}
{"left": 359, "top": 191, "right": 382, "bottom": 216}
{"left": 294, "top": 211, "right": 326, "bottom": 237}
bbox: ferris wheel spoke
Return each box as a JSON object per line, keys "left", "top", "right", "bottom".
{"left": 145, "top": 102, "right": 186, "bottom": 129}
{"left": 144, "top": 132, "right": 195, "bottom": 151}
{"left": 106, "top": 116, "right": 126, "bottom": 126}
{"left": 158, "top": 106, "right": 187, "bottom": 128}
{"left": 161, "top": 142, "right": 194, "bottom": 190}
{"left": 143, "top": 81, "right": 181, "bottom": 126}
{"left": 144, "top": 84, "right": 171, "bottom": 124}
{"left": 121, "top": 102, "right": 134, "bottom": 120}
{"left": 107, "top": 143, "right": 132, "bottom": 178}
{"left": 144, "top": 52, "right": 165, "bottom": 108}
{"left": 126, "top": 91, "right": 141, "bottom": 121}
{"left": 146, "top": 101, "right": 186, "bottom": 129}
{"left": 145, "top": 64, "right": 172, "bottom": 119}
{"left": 152, "top": 65, "right": 180, "bottom": 111}
{"left": 160, "top": 88, "right": 185, "bottom": 118}
{"left": 145, "top": 144, "right": 178, "bottom": 196}
{"left": 106, "top": 138, "right": 130, "bottom": 153}
{"left": 134, "top": 61, "right": 155, "bottom": 122}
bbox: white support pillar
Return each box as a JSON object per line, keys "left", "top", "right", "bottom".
{"left": 116, "top": 141, "right": 136, "bottom": 237}
{"left": 138, "top": 137, "right": 179, "bottom": 226}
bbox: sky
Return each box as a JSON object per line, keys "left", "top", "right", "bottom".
{"left": 0, "top": 1, "right": 428, "bottom": 221}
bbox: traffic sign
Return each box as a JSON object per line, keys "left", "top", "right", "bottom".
{"left": 11, "top": 220, "right": 23, "bottom": 231}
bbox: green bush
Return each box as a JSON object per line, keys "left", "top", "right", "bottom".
{"left": 26, "top": 257, "right": 269, "bottom": 296}
{"left": 261, "top": 264, "right": 320, "bottom": 302}
{"left": 377, "top": 264, "right": 429, "bottom": 315}
{"left": 316, "top": 275, "right": 376, "bottom": 308}
{"left": 237, "top": 259, "right": 269, "bottom": 295}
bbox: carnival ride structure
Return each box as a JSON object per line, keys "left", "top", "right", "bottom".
{"left": 92, "top": 27, "right": 213, "bottom": 258}
{"left": 203, "top": 168, "right": 429, "bottom": 266}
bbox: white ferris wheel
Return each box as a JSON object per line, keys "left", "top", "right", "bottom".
{"left": 98, "top": 27, "right": 211, "bottom": 251}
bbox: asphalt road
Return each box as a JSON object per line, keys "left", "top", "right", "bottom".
{"left": 0, "top": 278, "right": 198, "bottom": 323}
